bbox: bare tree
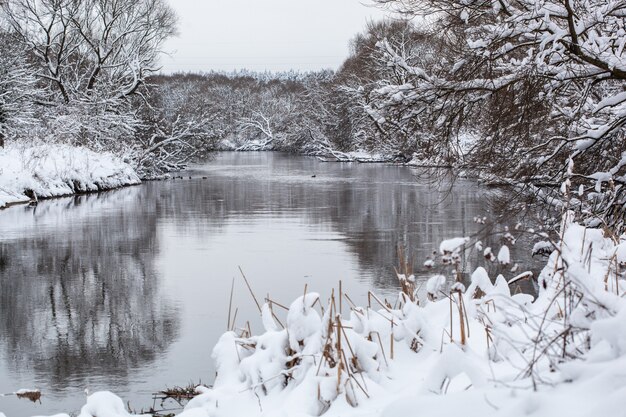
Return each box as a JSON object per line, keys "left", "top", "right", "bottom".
{"left": 0, "top": 30, "right": 38, "bottom": 147}
{"left": 3, "top": 0, "right": 177, "bottom": 103}
{"left": 0, "top": 0, "right": 190, "bottom": 175}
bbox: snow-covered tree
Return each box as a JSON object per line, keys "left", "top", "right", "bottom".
{"left": 330, "top": 20, "right": 447, "bottom": 160}
{"left": 3, "top": 0, "right": 177, "bottom": 103}
{"left": 369, "top": 0, "right": 626, "bottom": 228}
{"left": 0, "top": 0, "right": 195, "bottom": 175}
{"left": 0, "top": 30, "right": 38, "bottom": 147}
{"left": 235, "top": 84, "right": 301, "bottom": 151}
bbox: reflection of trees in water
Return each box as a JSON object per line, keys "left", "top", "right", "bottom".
{"left": 149, "top": 153, "right": 537, "bottom": 291}
{"left": 300, "top": 167, "right": 533, "bottom": 290}
{"left": 0, "top": 192, "right": 179, "bottom": 389}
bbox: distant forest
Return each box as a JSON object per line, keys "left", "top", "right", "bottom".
{"left": 1, "top": 0, "right": 624, "bottom": 229}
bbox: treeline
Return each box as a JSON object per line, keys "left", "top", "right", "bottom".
{"left": 153, "top": 0, "right": 623, "bottom": 230}
{"left": 147, "top": 21, "right": 436, "bottom": 163}
{"left": 1, "top": 0, "right": 624, "bottom": 228}
{"left": 0, "top": 0, "right": 208, "bottom": 177}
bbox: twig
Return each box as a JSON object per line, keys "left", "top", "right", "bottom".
{"left": 227, "top": 277, "right": 235, "bottom": 330}
{"left": 239, "top": 266, "right": 262, "bottom": 313}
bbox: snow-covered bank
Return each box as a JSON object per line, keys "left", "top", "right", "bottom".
{"left": 25, "top": 213, "right": 625, "bottom": 417}
{"left": 316, "top": 150, "right": 392, "bottom": 163}
{"left": 219, "top": 139, "right": 397, "bottom": 164}
{"left": 0, "top": 143, "right": 141, "bottom": 209}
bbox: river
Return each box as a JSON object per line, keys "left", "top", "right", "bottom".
{"left": 0, "top": 152, "right": 537, "bottom": 416}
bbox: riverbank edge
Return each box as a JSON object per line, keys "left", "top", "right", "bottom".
{"left": 0, "top": 181, "right": 143, "bottom": 211}
{"left": 0, "top": 148, "right": 495, "bottom": 213}
{"left": 0, "top": 143, "right": 142, "bottom": 211}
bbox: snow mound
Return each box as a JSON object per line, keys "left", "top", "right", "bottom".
{"left": 0, "top": 143, "right": 140, "bottom": 209}
{"left": 77, "top": 392, "right": 136, "bottom": 417}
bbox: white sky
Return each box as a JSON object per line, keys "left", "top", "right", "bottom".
{"left": 160, "top": 0, "right": 389, "bottom": 73}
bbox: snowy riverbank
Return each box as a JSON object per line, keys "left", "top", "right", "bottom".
{"left": 0, "top": 143, "right": 141, "bottom": 209}
{"left": 18, "top": 213, "right": 625, "bottom": 417}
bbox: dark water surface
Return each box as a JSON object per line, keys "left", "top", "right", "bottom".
{"left": 0, "top": 152, "right": 535, "bottom": 416}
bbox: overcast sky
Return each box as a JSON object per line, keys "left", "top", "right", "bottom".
{"left": 160, "top": 0, "right": 389, "bottom": 73}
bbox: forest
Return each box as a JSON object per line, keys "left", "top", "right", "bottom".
{"left": 1, "top": 0, "right": 623, "bottom": 230}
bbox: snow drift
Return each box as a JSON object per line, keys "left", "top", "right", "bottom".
{"left": 0, "top": 143, "right": 140, "bottom": 209}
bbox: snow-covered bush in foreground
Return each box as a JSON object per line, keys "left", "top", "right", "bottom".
{"left": 0, "top": 142, "right": 140, "bottom": 209}
{"left": 46, "top": 210, "right": 626, "bottom": 417}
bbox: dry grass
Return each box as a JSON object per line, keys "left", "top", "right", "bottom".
{"left": 15, "top": 390, "right": 41, "bottom": 403}
{"left": 229, "top": 259, "right": 489, "bottom": 413}
{"left": 394, "top": 245, "right": 417, "bottom": 302}
{"left": 153, "top": 382, "right": 209, "bottom": 403}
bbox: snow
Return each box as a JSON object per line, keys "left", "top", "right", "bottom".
{"left": 0, "top": 142, "right": 140, "bottom": 209}
{"left": 426, "top": 275, "right": 446, "bottom": 300}
{"left": 75, "top": 392, "right": 135, "bottom": 417}
{"left": 483, "top": 247, "right": 496, "bottom": 261}
{"left": 316, "top": 150, "right": 389, "bottom": 163}
{"left": 459, "top": 9, "right": 469, "bottom": 23}
{"left": 497, "top": 244, "right": 510, "bottom": 265}
{"left": 466, "top": 267, "right": 493, "bottom": 295}
{"left": 532, "top": 240, "right": 554, "bottom": 256}
{"left": 616, "top": 242, "right": 626, "bottom": 267}
{"left": 14, "top": 389, "right": 40, "bottom": 396}
{"left": 343, "top": 151, "right": 386, "bottom": 162}
{"left": 286, "top": 293, "right": 322, "bottom": 355}
{"left": 592, "top": 308, "right": 626, "bottom": 355}
{"left": 439, "top": 237, "right": 469, "bottom": 254}
{"left": 261, "top": 303, "right": 279, "bottom": 332}
{"left": 12, "top": 213, "right": 626, "bottom": 417}
{"left": 595, "top": 91, "right": 626, "bottom": 111}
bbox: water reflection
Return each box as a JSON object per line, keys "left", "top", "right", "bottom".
{"left": 177, "top": 153, "right": 530, "bottom": 289}
{"left": 0, "top": 190, "right": 179, "bottom": 397}
{"left": 0, "top": 152, "right": 538, "bottom": 416}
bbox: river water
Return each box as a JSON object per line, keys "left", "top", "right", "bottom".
{"left": 0, "top": 152, "right": 537, "bottom": 416}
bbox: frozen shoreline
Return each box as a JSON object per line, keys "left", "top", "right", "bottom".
{"left": 0, "top": 143, "right": 141, "bottom": 210}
